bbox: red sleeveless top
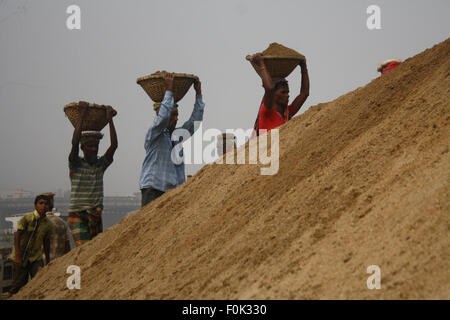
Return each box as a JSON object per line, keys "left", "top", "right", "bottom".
{"left": 254, "top": 99, "right": 297, "bottom": 133}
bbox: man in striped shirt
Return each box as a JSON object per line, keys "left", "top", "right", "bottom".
{"left": 68, "top": 101, "right": 118, "bottom": 247}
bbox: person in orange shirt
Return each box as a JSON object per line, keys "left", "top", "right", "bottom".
{"left": 250, "top": 53, "right": 310, "bottom": 136}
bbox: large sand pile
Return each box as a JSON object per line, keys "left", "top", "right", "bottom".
{"left": 14, "top": 38, "right": 450, "bottom": 299}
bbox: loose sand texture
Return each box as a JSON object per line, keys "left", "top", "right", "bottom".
{"left": 262, "top": 42, "right": 304, "bottom": 58}
{"left": 13, "top": 38, "right": 450, "bottom": 300}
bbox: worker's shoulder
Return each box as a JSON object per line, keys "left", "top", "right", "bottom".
{"left": 17, "top": 212, "right": 38, "bottom": 230}
{"left": 46, "top": 214, "right": 65, "bottom": 225}
{"left": 20, "top": 211, "right": 36, "bottom": 222}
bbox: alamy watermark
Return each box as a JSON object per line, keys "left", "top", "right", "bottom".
{"left": 171, "top": 122, "right": 279, "bottom": 175}
{"left": 366, "top": 5, "right": 381, "bottom": 30}
{"left": 66, "top": 5, "right": 381, "bottom": 31}
{"left": 66, "top": 265, "right": 81, "bottom": 290}
{"left": 66, "top": 5, "right": 81, "bottom": 30}
{"left": 366, "top": 265, "right": 381, "bottom": 289}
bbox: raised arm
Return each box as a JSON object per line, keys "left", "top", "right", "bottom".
{"left": 181, "top": 79, "right": 205, "bottom": 135}
{"left": 69, "top": 101, "right": 89, "bottom": 163}
{"left": 290, "top": 59, "right": 310, "bottom": 115}
{"left": 104, "top": 106, "right": 118, "bottom": 163}
{"left": 194, "top": 79, "right": 202, "bottom": 97}
{"left": 146, "top": 73, "right": 174, "bottom": 143}
{"left": 251, "top": 54, "right": 275, "bottom": 109}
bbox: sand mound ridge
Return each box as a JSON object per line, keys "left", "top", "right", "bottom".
{"left": 13, "top": 38, "right": 450, "bottom": 299}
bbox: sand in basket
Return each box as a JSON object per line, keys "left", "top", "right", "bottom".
{"left": 246, "top": 43, "right": 305, "bottom": 79}
{"left": 137, "top": 71, "right": 198, "bottom": 109}
{"left": 64, "top": 102, "right": 117, "bottom": 132}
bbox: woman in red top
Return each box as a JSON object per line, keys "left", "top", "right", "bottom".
{"left": 250, "top": 53, "right": 310, "bottom": 136}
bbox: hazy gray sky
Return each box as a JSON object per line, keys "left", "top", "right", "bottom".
{"left": 0, "top": 0, "right": 449, "bottom": 196}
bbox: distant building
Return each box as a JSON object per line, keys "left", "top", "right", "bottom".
{"left": 132, "top": 192, "right": 141, "bottom": 201}
{"left": 4, "top": 216, "right": 22, "bottom": 232}
{"left": 0, "top": 253, "right": 13, "bottom": 293}
{"left": 0, "top": 229, "right": 14, "bottom": 251}
{"left": 0, "top": 190, "right": 33, "bottom": 200}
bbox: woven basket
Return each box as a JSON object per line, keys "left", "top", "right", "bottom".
{"left": 246, "top": 55, "right": 305, "bottom": 79}
{"left": 137, "top": 72, "right": 199, "bottom": 103}
{"left": 64, "top": 102, "right": 117, "bottom": 131}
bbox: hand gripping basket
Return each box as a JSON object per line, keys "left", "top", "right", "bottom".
{"left": 64, "top": 102, "right": 117, "bottom": 131}
{"left": 136, "top": 72, "right": 199, "bottom": 105}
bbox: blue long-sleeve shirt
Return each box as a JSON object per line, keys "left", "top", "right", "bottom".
{"left": 139, "top": 90, "right": 205, "bottom": 192}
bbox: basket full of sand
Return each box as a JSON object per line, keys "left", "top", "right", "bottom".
{"left": 137, "top": 71, "right": 199, "bottom": 104}
{"left": 246, "top": 43, "right": 305, "bottom": 78}
{"left": 64, "top": 102, "right": 117, "bottom": 131}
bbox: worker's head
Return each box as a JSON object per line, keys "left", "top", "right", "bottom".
{"left": 154, "top": 103, "right": 178, "bottom": 133}
{"left": 80, "top": 131, "right": 102, "bottom": 163}
{"left": 273, "top": 78, "right": 290, "bottom": 107}
{"left": 38, "top": 192, "right": 55, "bottom": 211}
{"left": 34, "top": 195, "right": 50, "bottom": 215}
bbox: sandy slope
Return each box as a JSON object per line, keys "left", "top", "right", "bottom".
{"left": 13, "top": 38, "right": 450, "bottom": 299}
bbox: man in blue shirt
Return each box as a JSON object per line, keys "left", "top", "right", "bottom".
{"left": 139, "top": 73, "right": 205, "bottom": 207}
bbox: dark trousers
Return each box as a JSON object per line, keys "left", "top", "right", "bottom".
{"left": 141, "top": 187, "right": 164, "bottom": 207}
{"left": 10, "top": 259, "right": 44, "bottom": 294}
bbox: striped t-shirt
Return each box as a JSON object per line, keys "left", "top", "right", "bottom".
{"left": 69, "top": 156, "right": 111, "bottom": 213}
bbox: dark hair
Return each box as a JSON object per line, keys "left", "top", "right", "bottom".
{"left": 34, "top": 195, "right": 50, "bottom": 205}
{"left": 274, "top": 79, "right": 288, "bottom": 91}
